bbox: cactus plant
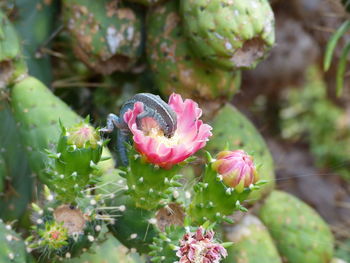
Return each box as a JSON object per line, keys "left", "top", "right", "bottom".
{"left": 180, "top": 0, "right": 275, "bottom": 70}
{"left": 147, "top": 0, "right": 241, "bottom": 103}
{"left": 259, "top": 191, "right": 334, "bottom": 263}
{"left": 62, "top": 0, "right": 143, "bottom": 75}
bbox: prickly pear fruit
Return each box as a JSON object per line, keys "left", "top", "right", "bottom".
{"left": 0, "top": 101, "right": 32, "bottom": 221}
{"left": 224, "top": 215, "right": 282, "bottom": 263}
{"left": 147, "top": 0, "right": 240, "bottom": 103}
{"left": 63, "top": 233, "right": 145, "bottom": 263}
{"left": 187, "top": 151, "right": 261, "bottom": 225}
{"left": 206, "top": 104, "right": 275, "bottom": 203}
{"left": 11, "top": 76, "right": 81, "bottom": 186}
{"left": 180, "top": 0, "right": 275, "bottom": 70}
{"left": 259, "top": 191, "right": 334, "bottom": 263}
{"left": 62, "top": 0, "right": 143, "bottom": 74}
{"left": 0, "top": 219, "right": 28, "bottom": 263}
{"left": 46, "top": 119, "right": 104, "bottom": 203}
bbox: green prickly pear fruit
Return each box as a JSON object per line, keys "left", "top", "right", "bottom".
{"left": 63, "top": 233, "right": 145, "bottom": 263}
{"left": 206, "top": 104, "right": 275, "bottom": 204}
{"left": 47, "top": 119, "right": 104, "bottom": 203}
{"left": 11, "top": 76, "right": 81, "bottom": 186}
{"left": 180, "top": 0, "right": 275, "bottom": 70}
{"left": 62, "top": 0, "right": 143, "bottom": 74}
{"left": 187, "top": 151, "right": 261, "bottom": 225}
{"left": 224, "top": 215, "right": 282, "bottom": 263}
{"left": 259, "top": 191, "right": 334, "bottom": 263}
{"left": 0, "top": 219, "right": 29, "bottom": 263}
{"left": 147, "top": 0, "right": 240, "bottom": 105}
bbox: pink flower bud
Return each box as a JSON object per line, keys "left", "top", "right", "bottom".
{"left": 212, "top": 150, "right": 259, "bottom": 193}
{"left": 176, "top": 227, "right": 227, "bottom": 263}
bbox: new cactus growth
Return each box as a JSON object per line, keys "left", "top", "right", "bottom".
{"left": 180, "top": 0, "right": 275, "bottom": 70}
{"left": 147, "top": 0, "right": 241, "bottom": 102}
{"left": 259, "top": 191, "right": 334, "bottom": 263}
{"left": 63, "top": 0, "right": 143, "bottom": 74}
{"left": 0, "top": 10, "right": 27, "bottom": 89}
{"left": 46, "top": 119, "right": 104, "bottom": 203}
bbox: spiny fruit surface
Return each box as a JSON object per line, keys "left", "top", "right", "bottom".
{"left": 180, "top": 0, "right": 275, "bottom": 70}
{"left": 11, "top": 76, "right": 81, "bottom": 185}
{"left": 224, "top": 215, "right": 282, "bottom": 263}
{"left": 259, "top": 191, "right": 334, "bottom": 263}
{"left": 63, "top": 0, "right": 143, "bottom": 74}
{"left": 0, "top": 220, "right": 28, "bottom": 263}
{"left": 147, "top": 0, "right": 240, "bottom": 101}
{"left": 206, "top": 104, "right": 275, "bottom": 203}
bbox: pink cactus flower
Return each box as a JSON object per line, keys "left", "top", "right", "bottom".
{"left": 176, "top": 227, "right": 227, "bottom": 263}
{"left": 212, "top": 150, "right": 259, "bottom": 193}
{"left": 124, "top": 93, "right": 212, "bottom": 169}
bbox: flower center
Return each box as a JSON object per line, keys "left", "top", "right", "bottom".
{"left": 141, "top": 117, "right": 180, "bottom": 147}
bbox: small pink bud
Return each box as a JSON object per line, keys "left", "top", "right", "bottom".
{"left": 176, "top": 227, "right": 227, "bottom": 263}
{"left": 212, "top": 150, "right": 259, "bottom": 193}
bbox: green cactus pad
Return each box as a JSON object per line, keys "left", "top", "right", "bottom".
{"left": 0, "top": 101, "right": 32, "bottom": 222}
{"left": 180, "top": 0, "right": 275, "bottom": 70}
{"left": 63, "top": 0, "right": 143, "bottom": 74}
{"left": 259, "top": 191, "right": 334, "bottom": 263}
{"left": 0, "top": 220, "right": 28, "bottom": 263}
{"left": 206, "top": 104, "right": 275, "bottom": 203}
{"left": 147, "top": 0, "right": 240, "bottom": 101}
{"left": 0, "top": 10, "right": 26, "bottom": 89}
{"left": 11, "top": 76, "right": 82, "bottom": 185}
{"left": 12, "top": 0, "right": 58, "bottom": 85}
{"left": 224, "top": 215, "right": 282, "bottom": 263}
